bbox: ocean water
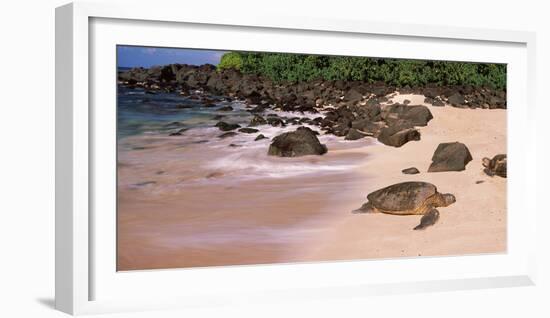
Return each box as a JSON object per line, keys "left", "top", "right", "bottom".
{"left": 117, "top": 83, "right": 373, "bottom": 182}
{"left": 117, "top": 86, "right": 251, "bottom": 139}
{"left": 116, "top": 81, "right": 375, "bottom": 271}
{"left": 117, "top": 85, "right": 324, "bottom": 139}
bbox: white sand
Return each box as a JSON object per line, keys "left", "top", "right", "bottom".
{"left": 302, "top": 93, "right": 507, "bottom": 260}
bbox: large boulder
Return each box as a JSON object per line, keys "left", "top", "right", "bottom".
{"left": 447, "top": 93, "right": 466, "bottom": 108}
{"left": 382, "top": 104, "right": 433, "bottom": 127}
{"left": 364, "top": 104, "right": 382, "bottom": 121}
{"left": 268, "top": 127, "right": 328, "bottom": 157}
{"left": 377, "top": 121, "right": 420, "bottom": 147}
{"left": 345, "top": 128, "right": 368, "bottom": 140}
{"left": 351, "top": 119, "right": 384, "bottom": 137}
{"left": 428, "top": 142, "right": 473, "bottom": 172}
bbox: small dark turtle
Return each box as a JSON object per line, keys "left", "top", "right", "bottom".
{"left": 482, "top": 154, "right": 507, "bottom": 178}
{"left": 352, "top": 181, "right": 456, "bottom": 230}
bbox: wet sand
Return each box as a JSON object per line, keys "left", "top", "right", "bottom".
{"left": 117, "top": 93, "right": 506, "bottom": 271}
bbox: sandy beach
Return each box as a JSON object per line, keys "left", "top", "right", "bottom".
{"left": 301, "top": 93, "right": 507, "bottom": 261}
{"left": 117, "top": 93, "right": 506, "bottom": 271}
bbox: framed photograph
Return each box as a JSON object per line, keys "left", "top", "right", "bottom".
{"left": 56, "top": 2, "right": 537, "bottom": 315}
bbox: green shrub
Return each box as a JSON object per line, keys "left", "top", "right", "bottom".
{"left": 217, "top": 52, "right": 243, "bottom": 71}
{"left": 217, "top": 52, "right": 506, "bottom": 90}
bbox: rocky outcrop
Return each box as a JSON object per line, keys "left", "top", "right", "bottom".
{"left": 377, "top": 121, "right": 421, "bottom": 147}
{"left": 119, "top": 63, "right": 506, "bottom": 113}
{"left": 351, "top": 119, "right": 384, "bottom": 137}
{"left": 382, "top": 104, "right": 433, "bottom": 127}
{"left": 447, "top": 93, "right": 466, "bottom": 108}
{"left": 345, "top": 128, "right": 368, "bottom": 140}
{"left": 343, "top": 88, "right": 363, "bottom": 103}
{"left": 118, "top": 64, "right": 507, "bottom": 151}
{"left": 428, "top": 142, "right": 473, "bottom": 172}
{"left": 268, "top": 127, "right": 327, "bottom": 157}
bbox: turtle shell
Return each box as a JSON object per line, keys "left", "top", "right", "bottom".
{"left": 366, "top": 181, "right": 438, "bottom": 212}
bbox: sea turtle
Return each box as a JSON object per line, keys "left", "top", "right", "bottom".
{"left": 352, "top": 181, "right": 456, "bottom": 230}
{"left": 482, "top": 154, "right": 507, "bottom": 178}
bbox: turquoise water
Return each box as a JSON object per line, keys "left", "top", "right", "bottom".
{"left": 117, "top": 86, "right": 251, "bottom": 139}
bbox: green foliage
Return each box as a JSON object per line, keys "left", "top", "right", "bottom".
{"left": 217, "top": 52, "right": 243, "bottom": 71}
{"left": 217, "top": 52, "right": 506, "bottom": 90}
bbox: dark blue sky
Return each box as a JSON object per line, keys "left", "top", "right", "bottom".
{"left": 117, "top": 46, "right": 227, "bottom": 68}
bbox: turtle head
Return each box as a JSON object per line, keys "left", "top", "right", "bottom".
{"left": 352, "top": 202, "right": 375, "bottom": 214}
{"left": 482, "top": 157, "right": 491, "bottom": 168}
{"left": 441, "top": 193, "right": 456, "bottom": 207}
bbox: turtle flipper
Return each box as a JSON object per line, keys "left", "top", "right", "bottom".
{"left": 413, "top": 208, "right": 440, "bottom": 230}
{"left": 352, "top": 202, "right": 377, "bottom": 214}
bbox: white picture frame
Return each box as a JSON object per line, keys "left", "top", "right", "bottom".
{"left": 55, "top": 1, "right": 538, "bottom": 315}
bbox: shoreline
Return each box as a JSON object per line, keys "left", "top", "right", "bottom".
{"left": 117, "top": 123, "right": 374, "bottom": 270}
{"left": 117, "top": 91, "right": 506, "bottom": 270}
